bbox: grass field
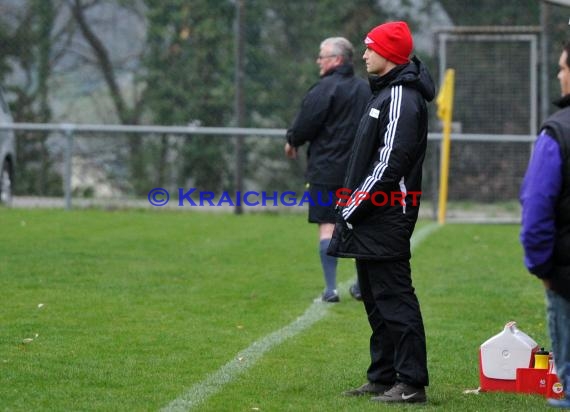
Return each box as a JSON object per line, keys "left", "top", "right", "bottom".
{"left": 0, "top": 209, "right": 554, "bottom": 411}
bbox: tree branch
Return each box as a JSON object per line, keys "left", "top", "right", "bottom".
{"left": 69, "top": 0, "right": 130, "bottom": 123}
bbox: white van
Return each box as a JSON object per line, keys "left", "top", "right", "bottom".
{"left": 0, "top": 87, "right": 15, "bottom": 205}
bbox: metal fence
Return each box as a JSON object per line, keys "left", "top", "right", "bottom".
{"left": 432, "top": 26, "right": 541, "bottom": 222}
{"left": 437, "top": 27, "right": 540, "bottom": 133}
{"left": 0, "top": 123, "right": 534, "bottom": 222}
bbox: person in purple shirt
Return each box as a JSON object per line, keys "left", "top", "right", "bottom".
{"left": 520, "top": 41, "right": 570, "bottom": 409}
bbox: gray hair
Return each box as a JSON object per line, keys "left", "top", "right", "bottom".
{"left": 321, "top": 37, "right": 355, "bottom": 63}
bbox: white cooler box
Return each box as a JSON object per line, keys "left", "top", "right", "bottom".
{"left": 479, "top": 321, "right": 538, "bottom": 392}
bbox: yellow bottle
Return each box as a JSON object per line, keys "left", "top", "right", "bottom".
{"left": 534, "top": 347, "right": 550, "bottom": 369}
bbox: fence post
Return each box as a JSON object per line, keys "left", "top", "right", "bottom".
{"left": 233, "top": 0, "right": 246, "bottom": 215}
{"left": 62, "top": 124, "right": 74, "bottom": 210}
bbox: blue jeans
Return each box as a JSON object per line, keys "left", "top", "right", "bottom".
{"left": 546, "top": 289, "right": 570, "bottom": 398}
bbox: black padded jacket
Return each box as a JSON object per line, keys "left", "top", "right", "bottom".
{"left": 328, "top": 57, "right": 435, "bottom": 260}
{"left": 286, "top": 64, "right": 371, "bottom": 186}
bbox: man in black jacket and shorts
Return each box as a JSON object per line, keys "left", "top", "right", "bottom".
{"left": 285, "top": 37, "right": 370, "bottom": 302}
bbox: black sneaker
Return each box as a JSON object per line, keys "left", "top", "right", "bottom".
{"left": 343, "top": 382, "right": 392, "bottom": 397}
{"left": 314, "top": 290, "right": 340, "bottom": 303}
{"left": 349, "top": 284, "right": 362, "bottom": 301}
{"left": 322, "top": 290, "right": 340, "bottom": 303}
{"left": 371, "top": 382, "right": 426, "bottom": 403}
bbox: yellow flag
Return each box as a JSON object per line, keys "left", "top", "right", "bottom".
{"left": 436, "top": 69, "right": 455, "bottom": 121}
{"left": 436, "top": 68, "right": 455, "bottom": 225}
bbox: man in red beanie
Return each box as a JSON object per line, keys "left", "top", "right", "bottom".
{"left": 329, "top": 21, "right": 435, "bottom": 403}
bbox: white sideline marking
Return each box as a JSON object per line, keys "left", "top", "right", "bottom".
{"left": 411, "top": 222, "right": 440, "bottom": 250}
{"left": 161, "top": 222, "right": 440, "bottom": 411}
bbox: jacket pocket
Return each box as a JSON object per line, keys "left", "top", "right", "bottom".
{"left": 327, "top": 219, "right": 353, "bottom": 256}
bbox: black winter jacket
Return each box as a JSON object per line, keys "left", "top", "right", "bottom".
{"left": 328, "top": 57, "right": 435, "bottom": 260}
{"left": 286, "top": 64, "right": 371, "bottom": 186}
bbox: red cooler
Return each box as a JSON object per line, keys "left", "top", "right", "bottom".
{"left": 515, "top": 368, "right": 548, "bottom": 395}
{"left": 547, "top": 357, "right": 566, "bottom": 400}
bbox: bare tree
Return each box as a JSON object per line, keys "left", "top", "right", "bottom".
{"left": 65, "top": 0, "right": 146, "bottom": 124}
{"left": 64, "top": 0, "right": 151, "bottom": 194}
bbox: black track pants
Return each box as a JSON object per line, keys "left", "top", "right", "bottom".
{"left": 356, "top": 259, "right": 429, "bottom": 387}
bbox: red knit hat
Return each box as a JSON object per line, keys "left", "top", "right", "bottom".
{"left": 364, "top": 21, "right": 413, "bottom": 65}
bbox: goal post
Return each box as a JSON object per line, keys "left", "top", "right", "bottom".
{"left": 434, "top": 26, "right": 541, "bottom": 223}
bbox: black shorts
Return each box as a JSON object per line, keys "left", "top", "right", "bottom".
{"left": 307, "top": 183, "right": 341, "bottom": 224}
